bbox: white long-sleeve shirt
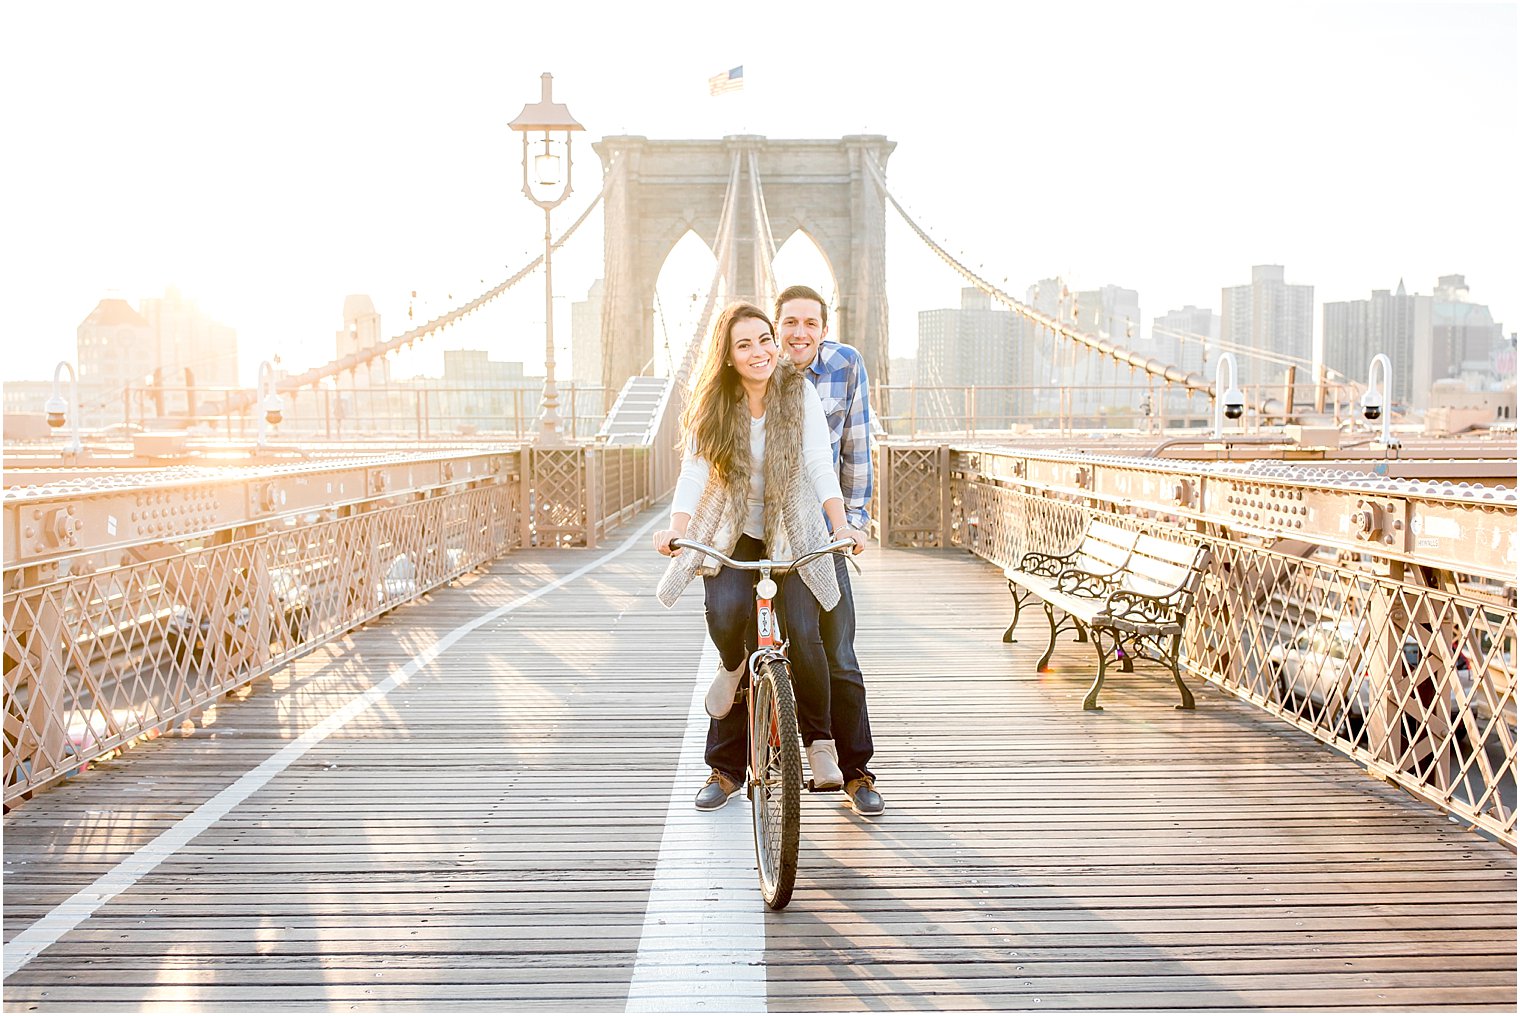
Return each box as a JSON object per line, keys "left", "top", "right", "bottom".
{"left": 671, "top": 385, "right": 844, "bottom": 540}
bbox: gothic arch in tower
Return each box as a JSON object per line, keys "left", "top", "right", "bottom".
{"left": 593, "top": 134, "right": 895, "bottom": 402}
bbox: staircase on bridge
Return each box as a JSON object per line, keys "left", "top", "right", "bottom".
{"left": 597, "top": 374, "right": 670, "bottom": 445}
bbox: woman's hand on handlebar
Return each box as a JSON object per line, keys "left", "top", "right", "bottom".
{"left": 655, "top": 513, "right": 692, "bottom": 557}
{"left": 834, "top": 526, "right": 867, "bottom": 555}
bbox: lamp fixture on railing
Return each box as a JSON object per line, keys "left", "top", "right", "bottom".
{"left": 256, "top": 360, "right": 284, "bottom": 448}
{"left": 509, "top": 72, "right": 583, "bottom": 447}
{"left": 44, "top": 360, "right": 83, "bottom": 455}
{"left": 1362, "top": 351, "right": 1399, "bottom": 449}
{"left": 1213, "top": 352, "right": 1244, "bottom": 439}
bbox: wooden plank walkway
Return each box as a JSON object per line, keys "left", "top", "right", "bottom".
{"left": 4, "top": 506, "right": 1515, "bottom": 1011}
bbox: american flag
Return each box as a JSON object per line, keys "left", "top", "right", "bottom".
{"left": 708, "top": 66, "right": 743, "bottom": 96}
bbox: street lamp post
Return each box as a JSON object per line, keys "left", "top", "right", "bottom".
{"left": 509, "top": 72, "right": 583, "bottom": 447}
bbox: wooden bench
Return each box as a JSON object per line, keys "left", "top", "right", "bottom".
{"left": 1007, "top": 523, "right": 1210, "bottom": 711}
{"left": 1002, "top": 520, "right": 1138, "bottom": 643}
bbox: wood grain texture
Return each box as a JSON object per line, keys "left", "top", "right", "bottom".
{"left": 5, "top": 509, "right": 1515, "bottom": 1011}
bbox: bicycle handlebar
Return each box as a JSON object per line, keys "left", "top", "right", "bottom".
{"left": 669, "top": 537, "right": 858, "bottom": 574}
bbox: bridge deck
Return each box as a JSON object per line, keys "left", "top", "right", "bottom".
{"left": 4, "top": 507, "right": 1515, "bottom": 1011}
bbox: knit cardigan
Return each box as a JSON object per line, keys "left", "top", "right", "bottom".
{"left": 656, "top": 365, "right": 841, "bottom": 611}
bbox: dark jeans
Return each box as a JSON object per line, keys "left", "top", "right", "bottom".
{"left": 703, "top": 535, "right": 831, "bottom": 781}
{"left": 822, "top": 553, "right": 875, "bottom": 783}
{"left": 704, "top": 537, "right": 876, "bottom": 784}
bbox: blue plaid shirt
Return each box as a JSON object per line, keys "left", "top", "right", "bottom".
{"left": 802, "top": 340, "right": 874, "bottom": 531}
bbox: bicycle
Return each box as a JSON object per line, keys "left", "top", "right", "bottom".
{"left": 670, "top": 536, "right": 856, "bottom": 910}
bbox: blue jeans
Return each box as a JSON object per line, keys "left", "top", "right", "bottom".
{"left": 822, "top": 553, "right": 875, "bottom": 783}
{"left": 703, "top": 535, "right": 831, "bottom": 781}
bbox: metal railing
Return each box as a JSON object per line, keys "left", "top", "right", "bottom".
{"left": 3, "top": 442, "right": 656, "bottom": 807}
{"left": 874, "top": 441, "right": 1518, "bottom": 846}
{"left": 873, "top": 382, "right": 1386, "bottom": 438}
{"left": 107, "top": 383, "right": 611, "bottom": 442}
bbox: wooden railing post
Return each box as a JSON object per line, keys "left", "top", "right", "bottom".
{"left": 583, "top": 446, "right": 600, "bottom": 549}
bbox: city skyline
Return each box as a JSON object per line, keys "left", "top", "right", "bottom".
{"left": 44, "top": 258, "right": 1514, "bottom": 393}
{"left": 2, "top": 1, "right": 1514, "bottom": 388}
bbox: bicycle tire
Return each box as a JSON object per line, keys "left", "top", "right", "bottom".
{"left": 749, "top": 657, "right": 802, "bottom": 910}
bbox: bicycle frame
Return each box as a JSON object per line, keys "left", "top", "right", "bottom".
{"left": 669, "top": 535, "right": 856, "bottom": 702}
{"left": 668, "top": 534, "right": 856, "bottom": 909}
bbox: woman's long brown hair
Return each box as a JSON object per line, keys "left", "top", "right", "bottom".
{"left": 680, "top": 302, "right": 774, "bottom": 484}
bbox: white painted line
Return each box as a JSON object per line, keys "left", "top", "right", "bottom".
{"left": 3, "top": 515, "right": 664, "bottom": 979}
{"left": 625, "top": 640, "right": 767, "bottom": 1012}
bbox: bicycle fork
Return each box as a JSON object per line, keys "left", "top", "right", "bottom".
{"left": 746, "top": 568, "right": 790, "bottom": 799}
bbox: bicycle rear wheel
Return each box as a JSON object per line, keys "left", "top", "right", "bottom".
{"left": 749, "top": 657, "right": 802, "bottom": 910}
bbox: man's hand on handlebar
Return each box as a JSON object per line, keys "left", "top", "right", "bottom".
{"left": 834, "top": 526, "right": 867, "bottom": 555}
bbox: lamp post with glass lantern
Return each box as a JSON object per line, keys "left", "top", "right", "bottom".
{"left": 509, "top": 73, "right": 583, "bottom": 446}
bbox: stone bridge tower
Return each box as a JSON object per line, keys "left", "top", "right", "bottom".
{"left": 592, "top": 135, "right": 895, "bottom": 401}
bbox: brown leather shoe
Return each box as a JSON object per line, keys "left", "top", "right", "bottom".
{"left": 694, "top": 769, "right": 742, "bottom": 811}
{"left": 845, "top": 776, "right": 884, "bottom": 816}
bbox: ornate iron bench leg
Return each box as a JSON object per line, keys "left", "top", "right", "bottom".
{"left": 1167, "top": 632, "right": 1195, "bottom": 710}
{"left": 1074, "top": 619, "right": 1089, "bottom": 643}
{"left": 1002, "top": 581, "right": 1023, "bottom": 643}
{"left": 1083, "top": 625, "right": 1111, "bottom": 710}
{"left": 1037, "top": 601, "right": 1060, "bottom": 671}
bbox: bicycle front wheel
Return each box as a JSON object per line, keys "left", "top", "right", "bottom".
{"left": 749, "top": 657, "right": 802, "bottom": 910}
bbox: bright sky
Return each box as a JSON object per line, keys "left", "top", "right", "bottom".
{"left": 2, "top": 0, "right": 1515, "bottom": 389}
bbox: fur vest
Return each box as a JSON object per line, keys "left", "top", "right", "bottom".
{"left": 656, "top": 365, "right": 841, "bottom": 611}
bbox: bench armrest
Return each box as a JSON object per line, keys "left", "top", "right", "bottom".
{"left": 1106, "top": 588, "right": 1182, "bottom": 626}
{"left": 1057, "top": 566, "right": 1117, "bottom": 597}
{"left": 1018, "top": 549, "right": 1073, "bottom": 578}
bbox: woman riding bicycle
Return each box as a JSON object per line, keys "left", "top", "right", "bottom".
{"left": 653, "top": 301, "right": 867, "bottom": 810}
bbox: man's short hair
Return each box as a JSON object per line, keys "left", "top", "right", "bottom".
{"left": 775, "top": 285, "right": 828, "bottom": 329}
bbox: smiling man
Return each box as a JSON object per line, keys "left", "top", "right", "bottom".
{"left": 773, "top": 284, "right": 883, "bottom": 816}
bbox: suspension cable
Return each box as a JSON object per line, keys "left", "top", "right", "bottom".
{"left": 1150, "top": 324, "right": 1358, "bottom": 396}
{"left": 748, "top": 150, "right": 778, "bottom": 310}
{"left": 672, "top": 153, "right": 742, "bottom": 389}
{"left": 865, "top": 157, "right": 1268, "bottom": 406}
{"left": 222, "top": 183, "right": 606, "bottom": 415}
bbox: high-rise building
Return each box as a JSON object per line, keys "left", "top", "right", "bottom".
{"left": 1413, "top": 275, "right": 1505, "bottom": 411}
{"left": 1323, "top": 281, "right": 1416, "bottom": 405}
{"left": 1071, "top": 285, "right": 1143, "bottom": 415}
{"left": 918, "top": 288, "right": 1026, "bottom": 427}
{"left": 1326, "top": 275, "right": 1505, "bottom": 412}
{"left": 1073, "top": 286, "right": 1141, "bottom": 346}
{"left": 139, "top": 286, "right": 239, "bottom": 388}
{"left": 335, "top": 295, "right": 390, "bottom": 388}
{"left": 440, "top": 349, "right": 542, "bottom": 431}
{"left": 1220, "top": 265, "right": 1313, "bottom": 381}
{"left": 1018, "top": 279, "right": 1145, "bottom": 418}
{"left": 77, "top": 298, "right": 152, "bottom": 389}
{"left": 571, "top": 279, "right": 604, "bottom": 386}
{"left": 1151, "top": 306, "right": 1218, "bottom": 376}
{"left": 1021, "top": 277, "right": 1073, "bottom": 420}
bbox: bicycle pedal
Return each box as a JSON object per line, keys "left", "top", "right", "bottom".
{"left": 806, "top": 780, "right": 843, "bottom": 793}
